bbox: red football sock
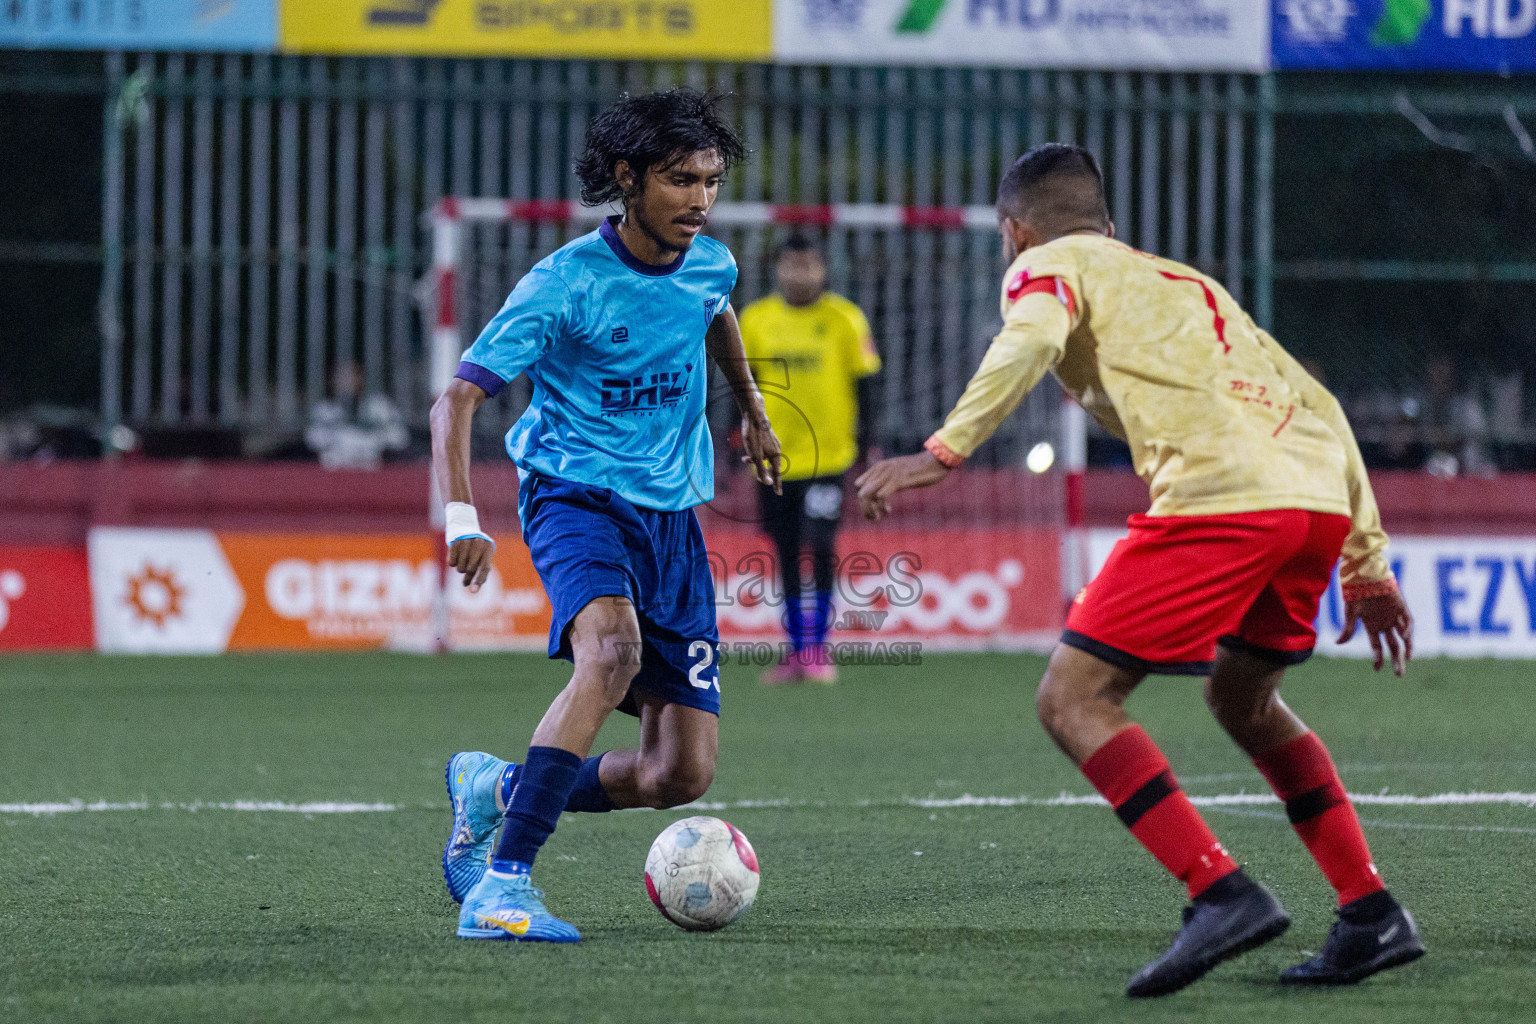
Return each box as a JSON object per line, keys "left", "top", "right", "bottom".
{"left": 1255, "top": 731, "right": 1384, "bottom": 906}
{"left": 1081, "top": 725, "right": 1239, "bottom": 900}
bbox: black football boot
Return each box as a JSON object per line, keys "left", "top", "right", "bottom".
{"left": 1126, "top": 869, "right": 1291, "bottom": 998}
{"left": 1281, "top": 890, "right": 1425, "bottom": 985}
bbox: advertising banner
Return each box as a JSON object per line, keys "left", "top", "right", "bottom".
{"left": 279, "top": 0, "right": 771, "bottom": 59}
{"left": 0, "top": 547, "right": 94, "bottom": 652}
{"left": 709, "top": 527, "right": 1062, "bottom": 652}
{"left": 1273, "top": 0, "right": 1536, "bottom": 72}
{"left": 0, "top": 0, "right": 277, "bottom": 51}
{"left": 83, "top": 525, "right": 1060, "bottom": 654}
{"left": 775, "top": 0, "right": 1268, "bottom": 70}
{"left": 1089, "top": 529, "right": 1536, "bottom": 659}
{"left": 220, "top": 533, "right": 550, "bottom": 651}
{"left": 87, "top": 528, "right": 551, "bottom": 653}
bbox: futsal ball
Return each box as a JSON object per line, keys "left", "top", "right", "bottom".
{"left": 644, "top": 815, "right": 760, "bottom": 931}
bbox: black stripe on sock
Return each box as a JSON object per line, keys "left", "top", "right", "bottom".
{"left": 1115, "top": 769, "right": 1178, "bottom": 829}
{"left": 1285, "top": 784, "right": 1345, "bottom": 825}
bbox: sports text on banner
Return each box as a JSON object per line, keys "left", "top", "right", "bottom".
{"left": 279, "top": 0, "right": 771, "bottom": 59}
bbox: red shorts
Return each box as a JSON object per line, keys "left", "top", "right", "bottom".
{"left": 1063, "top": 509, "right": 1351, "bottom": 676}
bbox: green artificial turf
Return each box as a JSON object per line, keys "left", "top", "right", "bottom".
{"left": 0, "top": 652, "right": 1532, "bottom": 1023}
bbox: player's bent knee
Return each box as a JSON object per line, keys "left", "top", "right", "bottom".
{"left": 571, "top": 637, "right": 643, "bottom": 706}
{"left": 1203, "top": 674, "right": 1270, "bottom": 730}
{"left": 640, "top": 759, "right": 714, "bottom": 809}
{"left": 1202, "top": 678, "right": 1234, "bottom": 720}
{"left": 1035, "top": 671, "right": 1076, "bottom": 740}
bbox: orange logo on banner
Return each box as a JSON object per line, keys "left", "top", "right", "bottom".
{"left": 221, "top": 534, "right": 550, "bottom": 651}
{"left": 123, "top": 565, "right": 187, "bottom": 628}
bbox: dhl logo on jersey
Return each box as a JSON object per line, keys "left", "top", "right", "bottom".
{"left": 279, "top": 0, "right": 771, "bottom": 59}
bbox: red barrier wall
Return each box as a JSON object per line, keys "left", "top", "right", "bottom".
{"left": 4, "top": 461, "right": 1535, "bottom": 542}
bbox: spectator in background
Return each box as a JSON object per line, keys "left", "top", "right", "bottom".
{"left": 1420, "top": 354, "right": 1495, "bottom": 477}
{"left": 738, "top": 237, "right": 882, "bottom": 686}
{"left": 1345, "top": 354, "right": 1500, "bottom": 475}
{"left": 304, "top": 361, "right": 408, "bottom": 470}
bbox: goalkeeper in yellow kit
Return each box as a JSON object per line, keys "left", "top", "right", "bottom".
{"left": 740, "top": 237, "right": 882, "bottom": 685}
{"left": 856, "top": 145, "right": 1423, "bottom": 997}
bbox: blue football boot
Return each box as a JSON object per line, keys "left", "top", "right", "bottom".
{"left": 456, "top": 870, "right": 583, "bottom": 942}
{"left": 442, "top": 751, "right": 513, "bottom": 904}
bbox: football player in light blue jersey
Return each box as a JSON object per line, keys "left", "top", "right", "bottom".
{"left": 430, "top": 89, "right": 782, "bottom": 942}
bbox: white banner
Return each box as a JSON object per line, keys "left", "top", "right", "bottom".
{"left": 775, "top": 0, "right": 1269, "bottom": 69}
{"left": 88, "top": 528, "right": 246, "bottom": 654}
{"left": 1088, "top": 530, "right": 1536, "bottom": 659}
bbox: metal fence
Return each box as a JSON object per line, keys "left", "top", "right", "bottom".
{"left": 96, "top": 54, "right": 1269, "bottom": 464}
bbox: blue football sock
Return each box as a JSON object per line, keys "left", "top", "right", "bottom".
{"left": 491, "top": 746, "right": 582, "bottom": 871}
{"left": 810, "top": 589, "right": 835, "bottom": 647}
{"left": 498, "top": 757, "right": 611, "bottom": 813}
{"left": 498, "top": 763, "right": 518, "bottom": 808}
{"left": 490, "top": 859, "right": 531, "bottom": 877}
{"left": 782, "top": 601, "right": 805, "bottom": 653}
{"left": 565, "top": 753, "right": 615, "bottom": 813}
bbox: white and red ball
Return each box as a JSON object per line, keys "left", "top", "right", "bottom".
{"left": 644, "top": 815, "right": 760, "bottom": 931}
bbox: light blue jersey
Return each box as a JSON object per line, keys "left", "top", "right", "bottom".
{"left": 456, "top": 216, "right": 737, "bottom": 522}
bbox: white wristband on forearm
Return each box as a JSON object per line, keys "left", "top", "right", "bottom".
{"left": 445, "top": 501, "right": 495, "bottom": 550}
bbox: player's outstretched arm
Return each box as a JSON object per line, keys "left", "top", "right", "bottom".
{"left": 856, "top": 291, "right": 1069, "bottom": 522}
{"left": 854, "top": 451, "right": 950, "bottom": 522}
{"left": 706, "top": 305, "right": 783, "bottom": 494}
{"left": 430, "top": 378, "right": 496, "bottom": 593}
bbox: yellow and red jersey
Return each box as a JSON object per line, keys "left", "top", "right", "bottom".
{"left": 925, "top": 233, "right": 1393, "bottom": 595}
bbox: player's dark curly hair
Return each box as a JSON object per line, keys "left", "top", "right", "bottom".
{"left": 575, "top": 89, "right": 746, "bottom": 208}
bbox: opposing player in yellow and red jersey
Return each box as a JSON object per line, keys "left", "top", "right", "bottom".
{"left": 856, "top": 144, "right": 1424, "bottom": 998}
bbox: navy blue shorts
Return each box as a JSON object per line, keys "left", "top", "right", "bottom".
{"left": 521, "top": 473, "right": 720, "bottom": 717}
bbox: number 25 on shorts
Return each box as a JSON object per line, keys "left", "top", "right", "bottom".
{"left": 688, "top": 640, "right": 720, "bottom": 691}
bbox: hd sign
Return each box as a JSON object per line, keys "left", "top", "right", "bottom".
{"left": 774, "top": 0, "right": 1269, "bottom": 69}
{"left": 1273, "top": 0, "right": 1536, "bottom": 71}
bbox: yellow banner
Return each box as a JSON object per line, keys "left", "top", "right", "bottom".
{"left": 280, "top": 0, "right": 770, "bottom": 59}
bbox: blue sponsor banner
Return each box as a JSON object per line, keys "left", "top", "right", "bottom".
{"left": 1274, "top": 0, "right": 1536, "bottom": 72}
{"left": 0, "top": 0, "right": 276, "bottom": 51}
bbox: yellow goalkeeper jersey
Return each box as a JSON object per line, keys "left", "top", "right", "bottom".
{"left": 740, "top": 291, "right": 882, "bottom": 482}
{"left": 925, "top": 233, "right": 1393, "bottom": 591}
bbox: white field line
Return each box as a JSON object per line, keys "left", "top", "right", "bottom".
{"left": 3, "top": 792, "right": 1536, "bottom": 817}
{"left": 1205, "top": 805, "right": 1536, "bottom": 836}
{"left": 899, "top": 791, "right": 1536, "bottom": 809}
{"left": 0, "top": 800, "right": 398, "bottom": 816}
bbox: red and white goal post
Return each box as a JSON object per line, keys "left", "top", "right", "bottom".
{"left": 425, "top": 198, "right": 1089, "bottom": 652}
